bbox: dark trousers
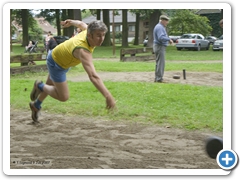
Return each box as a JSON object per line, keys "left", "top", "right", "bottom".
{"left": 153, "top": 44, "right": 166, "bottom": 81}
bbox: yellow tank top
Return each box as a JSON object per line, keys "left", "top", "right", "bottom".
{"left": 52, "top": 30, "right": 95, "bottom": 69}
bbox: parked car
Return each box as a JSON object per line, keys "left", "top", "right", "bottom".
{"left": 143, "top": 37, "right": 148, "bottom": 46}
{"left": 205, "top": 36, "right": 217, "bottom": 45}
{"left": 175, "top": 33, "right": 210, "bottom": 51}
{"left": 212, "top": 35, "right": 223, "bottom": 51}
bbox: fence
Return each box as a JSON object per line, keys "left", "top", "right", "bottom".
{"left": 120, "top": 47, "right": 155, "bottom": 62}
{"left": 10, "top": 54, "right": 47, "bottom": 74}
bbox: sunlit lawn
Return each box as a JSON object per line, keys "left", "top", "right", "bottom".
{"left": 9, "top": 43, "right": 223, "bottom": 132}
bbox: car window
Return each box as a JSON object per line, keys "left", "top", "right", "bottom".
{"left": 197, "top": 35, "right": 202, "bottom": 39}
{"left": 218, "top": 35, "right": 223, "bottom": 40}
{"left": 181, "top": 34, "right": 195, "bottom": 39}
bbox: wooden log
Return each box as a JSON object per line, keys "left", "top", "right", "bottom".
{"left": 121, "top": 48, "right": 153, "bottom": 55}
{"left": 10, "top": 64, "right": 48, "bottom": 75}
{"left": 120, "top": 48, "right": 154, "bottom": 61}
{"left": 10, "top": 54, "right": 47, "bottom": 64}
{"left": 121, "top": 55, "right": 155, "bottom": 62}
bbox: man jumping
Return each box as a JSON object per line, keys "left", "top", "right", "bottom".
{"left": 29, "top": 19, "right": 116, "bottom": 122}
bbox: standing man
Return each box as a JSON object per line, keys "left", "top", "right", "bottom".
{"left": 29, "top": 19, "right": 116, "bottom": 122}
{"left": 153, "top": 15, "right": 173, "bottom": 83}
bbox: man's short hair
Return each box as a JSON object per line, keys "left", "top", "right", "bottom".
{"left": 87, "top": 20, "right": 108, "bottom": 35}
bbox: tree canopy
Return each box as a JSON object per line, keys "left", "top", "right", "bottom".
{"left": 168, "top": 9, "right": 212, "bottom": 36}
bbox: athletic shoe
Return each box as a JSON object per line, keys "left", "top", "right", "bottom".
{"left": 30, "top": 80, "right": 43, "bottom": 101}
{"left": 29, "top": 101, "right": 41, "bottom": 122}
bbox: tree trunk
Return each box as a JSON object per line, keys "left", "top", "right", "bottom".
{"left": 122, "top": 9, "right": 128, "bottom": 47}
{"left": 21, "top": 9, "right": 29, "bottom": 66}
{"left": 220, "top": 9, "right": 223, "bottom": 34}
{"left": 67, "top": 9, "right": 74, "bottom": 37}
{"left": 133, "top": 12, "right": 140, "bottom": 45}
{"left": 74, "top": 9, "right": 82, "bottom": 20}
{"left": 102, "top": 9, "right": 111, "bottom": 46}
{"left": 147, "top": 10, "right": 161, "bottom": 47}
{"left": 55, "top": 9, "right": 61, "bottom": 36}
{"left": 10, "top": 9, "right": 12, "bottom": 52}
{"left": 21, "top": 9, "right": 29, "bottom": 47}
{"left": 62, "top": 9, "right": 68, "bottom": 36}
{"left": 97, "top": 9, "right": 101, "bottom": 20}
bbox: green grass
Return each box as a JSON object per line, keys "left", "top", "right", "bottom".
{"left": 93, "top": 45, "right": 223, "bottom": 60}
{"left": 11, "top": 61, "right": 223, "bottom": 73}
{"left": 10, "top": 43, "right": 45, "bottom": 55}
{"left": 10, "top": 43, "right": 223, "bottom": 132}
{"left": 92, "top": 61, "right": 222, "bottom": 73}
{"left": 10, "top": 79, "right": 222, "bottom": 132}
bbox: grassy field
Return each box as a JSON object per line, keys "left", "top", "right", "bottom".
{"left": 11, "top": 60, "right": 223, "bottom": 74}
{"left": 10, "top": 43, "right": 223, "bottom": 132}
{"left": 11, "top": 43, "right": 223, "bottom": 60}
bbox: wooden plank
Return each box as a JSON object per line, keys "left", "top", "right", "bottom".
{"left": 10, "top": 64, "right": 48, "bottom": 75}
{"left": 121, "top": 48, "right": 153, "bottom": 55}
{"left": 121, "top": 55, "right": 155, "bottom": 62}
{"left": 10, "top": 54, "right": 47, "bottom": 63}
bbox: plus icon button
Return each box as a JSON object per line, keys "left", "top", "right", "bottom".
{"left": 217, "top": 150, "right": 238, "bottom": 170}
{"left": 221, "top": 153, "right": 233, "bottom": 165}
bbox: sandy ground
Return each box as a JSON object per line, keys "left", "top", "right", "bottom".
{"left": 68, "top": 71, "right": 223, "bottom": 87}
{"left": 10, "top": 66, "right": 223, "bottom": 170}
{"left": 10, "top": 109, "right": 221, "bottom": 169}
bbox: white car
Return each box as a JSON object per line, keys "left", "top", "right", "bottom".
{"left": 176, "top": 33, "right": 210, "bottom": 51}
{"left": 212, "top": 35, "right": 223, "bottom": 51}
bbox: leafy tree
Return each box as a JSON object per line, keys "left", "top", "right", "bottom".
{"left": 11, "top": 9, "right": 43, "bottom": 46}
{"left": 36, "top": 9, "right": 75, "bottom": 36}
{"left": 130, "top": 9, "right": 162, "bottom": 47}
{"left": 168, "top": 9, "right": 212, "bottom": 36}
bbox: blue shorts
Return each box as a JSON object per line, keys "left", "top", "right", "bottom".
{"left": 46, "top": 50, "right": 70, "bottom": 83}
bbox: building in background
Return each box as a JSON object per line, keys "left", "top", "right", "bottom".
{"left": 82, "top": 10, "right": 149, "bottom": 43}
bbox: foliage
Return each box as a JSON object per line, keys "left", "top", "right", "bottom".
{"left": 199, "top": 13, "right": 222, "bottom": 37}
{"left": 35, "top": 9, "right": 57, "bottom": 26}
{"left": 81, "top": 9, "right": 93, "bottom": 19}
{"left": 168, "top": 9, "right": 212, "bottom": 36}
{"left": 130, "top": 9, "right": 162, "bottom": 20}
{"left": 11, "top": 9, "right": 44, "bottom": 42}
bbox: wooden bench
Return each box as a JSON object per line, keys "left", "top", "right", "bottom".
{"left": 10, "top": 54, "right": 48, "bottom": 74}
{"left": 120, "top": 47, "right": 155, "bottom": 62}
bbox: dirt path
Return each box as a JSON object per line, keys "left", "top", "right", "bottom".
{"left": 10, "top": 64, "right": 223, "bottom": 169}
{"left": 10, "top": 108, "right": 221, "bottom": 169}
{"left": 69, "top": 71, "right": 223, "bottom": 87}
